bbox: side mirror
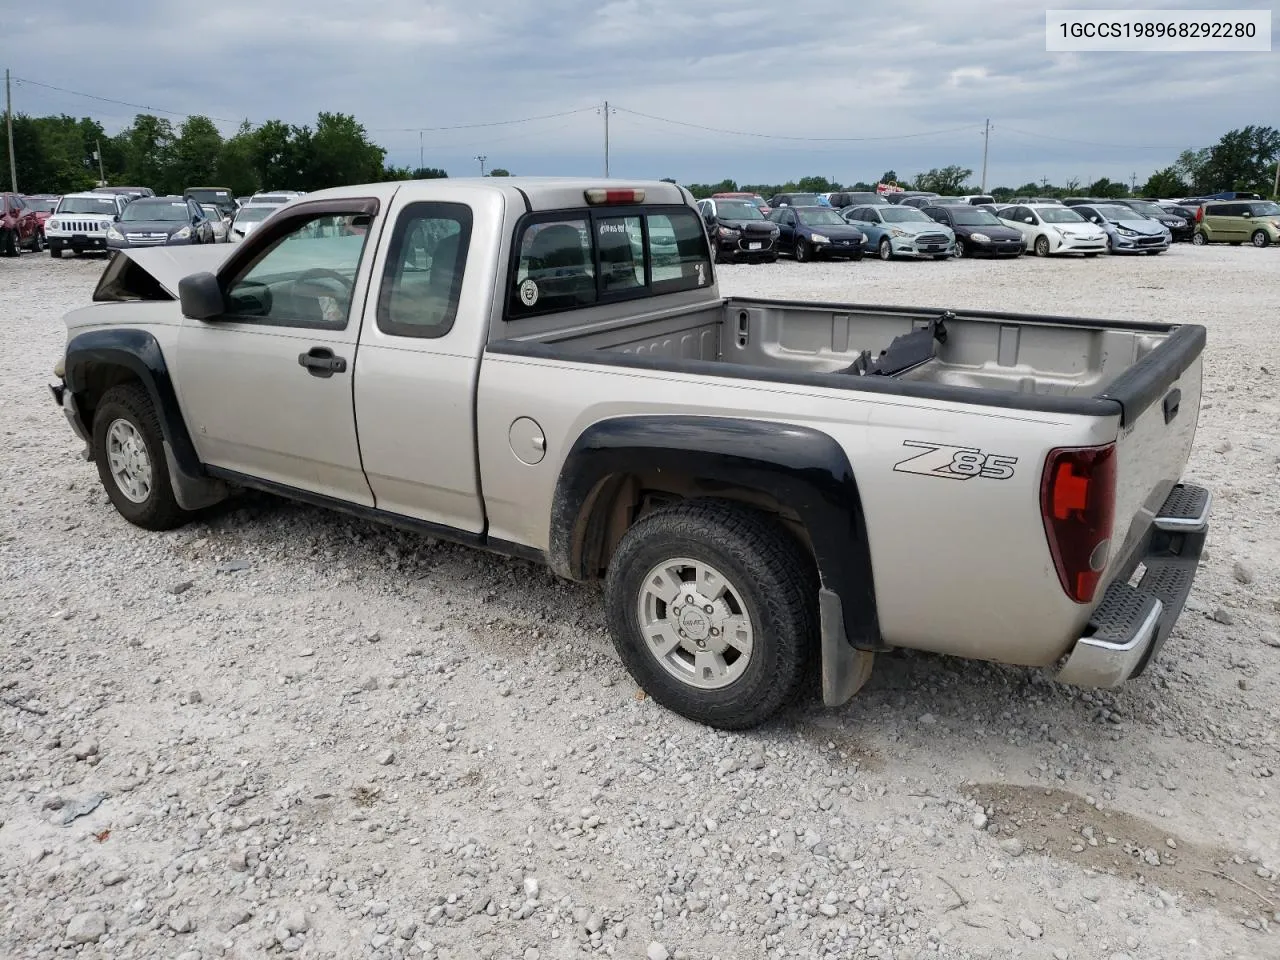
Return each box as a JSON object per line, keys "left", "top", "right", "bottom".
{"left": 178, "top": 272, "right": 225, "bottom": 321}
{"left": 1024, "top": 217, "right": 1034, "bottom": 224}
{"left": 1242, "top": 212, "right": 1252, "bottom": 218}
{"left": 112, "top": 214, "right": 120, "bottom": 221}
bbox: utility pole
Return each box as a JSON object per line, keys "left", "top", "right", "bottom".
{"left": 5, "top": 69, "right": 16, "bottom": 192}
{"left": 1273, "top": 158, "right": 1279, "bottom": 198}
{"left": 419, "top": 131, "right": 423, "bottom": 172}
{"left": 979, "top": 118, "right": 990, "bottom": 193}
{"left": 603, "top": 100, "right": 610, "bottom": 178}
{"left": 94, "top": 139, "right": 105, "bottom": 185}
{"left": 475, "top": 155, "right": 487, "bottom": 176}
{"left": 1130, "top": 171, "right": 1137, "bottom": 193}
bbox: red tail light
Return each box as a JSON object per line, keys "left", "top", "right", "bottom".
{"left": 1195, "top": 206, "right": 1204, "bottom": 222}
{"left": 585, "top": 188, "right": 645, "bottom": 205}
{"left": 1040, "top": 444, "right": 1117, "bottom": 604}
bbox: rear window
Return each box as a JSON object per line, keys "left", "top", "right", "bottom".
{"left": 508, "top": 206, "right": 710, "bottom": 319}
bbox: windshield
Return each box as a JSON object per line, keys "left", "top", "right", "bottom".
{"left": 1091, "top": 205, "right": 1137, "bottom": 221}
{"left": 234, "top": 207, "right": 273, "bottom": 223}
{"left": 798, "top": 208, "right": 848, "bottom": 226}
{"left": 1124, "top": 201, "right": 1166, "bottom": 218}
{"left": 58, "top": 196, "right": 120, "bottom": 215}
{"left": 24, "top": 197, "right": 58, "bottom": 213}
{"left": 880, "top": 207, "right": 933, "bottom": 223}
{"left": 1039, "top": 207, "right": 1086, "bottom": 224}
{"left": 717, "top": 201, "right": 765, "bottom": 220}
{"left": 780, "top": 194, "right": 820, "bottom": 205}
{"left": 1248, "top": 202, "right": 1280, "bottom": 216}
{"left": 188, "top": 189, "right": 231, "bottom": 204}
{"left": 121, "top": 200, "right": 190, "bottom": 222}
{"left": 948, "top": 208, "right": 1002, "bottom": 226}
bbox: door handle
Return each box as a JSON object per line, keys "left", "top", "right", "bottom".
{"left": 298, "top": 347, "right": 347, "bottom": 378}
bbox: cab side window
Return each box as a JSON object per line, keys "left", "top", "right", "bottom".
{"left": 377, "top": 202, "right": 473, "bottom": 338}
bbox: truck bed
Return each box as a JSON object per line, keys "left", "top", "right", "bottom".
{"left": 490, "top": 295, "right": 1203, "bottom": 423}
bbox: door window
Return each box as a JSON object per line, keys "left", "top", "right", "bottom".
{"left": 377, "top": 202, "right": 473, "bottom": 338}
{"left": 224, "top": 213, "right": 372, "bottom": 329}
{"left": 647, "top": 210, "right": 710, "bottom": 292}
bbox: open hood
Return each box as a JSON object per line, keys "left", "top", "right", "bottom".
{"left": 92, "top": 245, "right": 235, "bottom": 301}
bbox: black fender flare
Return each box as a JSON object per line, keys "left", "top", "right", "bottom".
{"left": 63, "top": 328, "right": 226, "bottom": 509}
{"left": 549, "top": 416, "right": 883, "bottom": 703}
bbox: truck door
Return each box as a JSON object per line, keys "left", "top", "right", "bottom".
{"left": 351, "top": 197, "right": 486, "bottom": 532}
{"left": 173, "top": 198, "right": 379, "bottom": 505}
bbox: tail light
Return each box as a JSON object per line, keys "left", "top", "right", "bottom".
{"left": 1040, "top": 444, "right": 1117, "bottom": 604}
{"left": 585, "top": 188, "right": 645, "bottom": 205}
{"left": 1195, "top": 206, "right": 1204, "bottom": 222}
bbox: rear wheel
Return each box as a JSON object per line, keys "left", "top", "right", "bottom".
{"left": 878, "top": 237, "right": 893, "bottom": 261}
{"left": 1252, "top": 230, "right": 1270, "bottom": 248}
{"left": 1034, "top": 235, "right": 1050, "bottom": 257}
{"left": 30, "top": 231, "right": 44, "bottom": 253}
{"left": 1191, "top": 231, "right": 1208, "bottom": 246}
{"left": 794, "top": 238, "right": 811, "bottom": 263}
{"left": 604, "top": 500, "right": 818, "bottom": 730}
{"left": 91, "top": 384, "right": 193, "bottom": 531}
{"left": 0, "top": 229, "right": 17, "bottom": 257}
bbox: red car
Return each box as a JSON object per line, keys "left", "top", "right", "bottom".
{"left": 1, "top": 192, "right": 44, "bottom": 256}
{"left": 21, "top": 195, "right": 59, "bottom": 236}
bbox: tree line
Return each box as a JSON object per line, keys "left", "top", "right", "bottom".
{"left": 681, "top": 125, "right": 1280, "bottom": 201}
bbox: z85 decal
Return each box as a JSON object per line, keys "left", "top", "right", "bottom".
{"left": 893, "top": 441, "right": 1018, "bottom": 481}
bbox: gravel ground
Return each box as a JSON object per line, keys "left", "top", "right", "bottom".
{"left": 2, "top": 244, "right": 1278, "bottom": 960}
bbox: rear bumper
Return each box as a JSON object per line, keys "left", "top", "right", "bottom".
{"left": 1056, "top": 483, "right": 1210, "bottom": 688}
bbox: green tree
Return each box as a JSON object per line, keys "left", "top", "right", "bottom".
{"left": 1142, "top": 167, "right": 1186, "bottom": 198}
{"left": 1175, "top": 148, "right": 1210, "bottom": 194}
{"left": 250, "top": 119, "right": 307, "bottom": 191}
{"left": 114, "top": 114, "right": 176, "bottom": 190}
{"left": 488, "top": 168, "right": 511, "bottom": 177}
{"left": 1201, "top": 125, "right": 1280, "bottom": 195}
{"left": 878, "top": 170, "right": 899, "bottom": 185}
{"left": 912, "top": 165, "right": 973, "bottom": 193}
{"left": 216, "top": 123, "right": 260, "bottom": 196}
{"left": 166, "top": 116, "right": 224, "bottom": 194}
{"left": 303, "top": 112, "right": 385, "bottom": 190}
{"left": 1088, "top": 177, "right": 1128, "bottom": 198}
{"left": 795, "top": 175, "right": 839, "bottom": 193}
{"left": 410, "top": 167, "right": 448, "bottom": 179}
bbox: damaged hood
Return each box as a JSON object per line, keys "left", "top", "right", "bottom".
{"left": 103, "top": 245, "right": 236, "bottom": 296}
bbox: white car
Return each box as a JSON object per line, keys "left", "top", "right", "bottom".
{"left": 200, "top": 205, "right": 233, "bottom": 242}
{"left": 997, "top": 203, "right": 1107, "bottom": 257}
{"left": 45, "top": 192, "right": 127, "bottom": 258}
{"left": 227, "top": 204, "right": 279, "bottom": 243}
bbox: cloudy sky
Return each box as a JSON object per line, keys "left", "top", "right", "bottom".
{"left": 7, "top": 0, "right": 1278, "bottom": 188}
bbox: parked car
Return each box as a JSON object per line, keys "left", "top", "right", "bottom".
{"left": 228, "top": 204, "right": 277, "bottom": 242}
{"left": 1191, "top": 200, "right": 1280, "bottom": 247}
{"left": 902, "top": 195, "right": 962, "bottom": 208}
{"left": 1158, "top": 203, "right": 1200, "bottom": 240}
{"left": 697, "top": 197, "right": 780, "bottom": 263}
{"left": 49, "top": 177, "right": 1209, "bottom": 731}
{"left": 1062, "top": 197, "right": 1107, "bottom": 207}
{"left": 1072, "top": 204, "right": 1170, "bottom": 254}
{"left": 711, "top": 192, "right": 770, "bottom": 215}
{"left": 828, "top": 191, "right": 888, "bottom": 209}
{"left": 93, "top": 186, "right": 155, "bottom": 201}
{"left": 107, "top": 196, "right": 214, "bottom": 250}
{"left": 1203, "top": 191, "right": 1263, "bottom": 201}
{"left": 884, "top": 190, "right": 938, "bottom": 206}
{"left": 767, "top": 205, "right": 866, "bottom": 261}
{"left": 0, "top": 191, "right": 44, "bottom": 255}
{"left": 45, "top": 192, "right": 128, "bottom": 257}
{"left": 842, "top": 204, "right": 955, "bottom": 260}
{"left": 996, "top": 203, "right": 1107, "bottom": 257}
{"left": 249, "top": 191, "right": 303, "bottom": 206}
{"left": 1009, "top": 197, "right": 1063, "bottom": 205}
{"left": 921, "top": 204, "right": 1025, "bottom": 258}
{"left": 766, "top": 192, "right": 822, "bottom": 209}
{"left": 1107, "top": 199, "right": 1193, "bottom": 242}
{"left": 185, "top": 186, "right": 237, "bottom": 218}
{"left": 955, "top": 194, "right": 996, "bottom": 206}
{"left": 200, "top": 204, "right": 233, "bottom": 242}
{"left": 21, "top": 195, "right": 59, "bottom": 237}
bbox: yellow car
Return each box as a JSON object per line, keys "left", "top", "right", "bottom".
{"left": 1192, "top": 200, "right": 1280, "bottom": 248}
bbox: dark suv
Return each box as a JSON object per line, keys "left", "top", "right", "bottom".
{"left": 766, "top": 192, "right": 822, "bottom": 208}
{"left": 696, "top": 197, "right": 780, "bottom": 263}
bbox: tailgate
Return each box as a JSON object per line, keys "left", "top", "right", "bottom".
{"left": 1098, "top": 324, "right": 1205, "bottom": 582}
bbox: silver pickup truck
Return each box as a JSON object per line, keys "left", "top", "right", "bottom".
{"left": 49, "top": 178, "right": 1210, "bottom": 729}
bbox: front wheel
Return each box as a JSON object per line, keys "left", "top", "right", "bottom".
{"left": 878, "top": 237, "right": 893, "bottom": 261}
{"left": 794, "top": 239, "right": 810, "bottom": 263}
{"left": 30, "top": 231, "right": 44, "bottom": 253}
{"left": 1034, "top": 235, "right": 1050, "bottom": 257}
{"left": 49, "top": 247, "right": 63, "bottom": 259}
{"left": 1252, "top": 230, "right": 1271, "bottom": 248}
{"left": 91, "top": 384, "right": 193, "bottom": 531}
{"left": 1191, "top": 231, "right": 1208, "bottom": 246}
{"left": 849, "top": 250, "right": 864, "bottom": 262}
{"left": 0, "top": 229, "right": 17, "bottom": 257}
{"left": 604, "top": 500, "right": 818, "bottom": 730}
{"left": 764, "top": 255, "right": 778, "bottom": 264}
{"left": 953, "top": 240, "right": 966, "bottom": 258}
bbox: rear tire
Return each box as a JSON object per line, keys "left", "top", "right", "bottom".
{"left": 0, "top": 229, "right": 17, "bottom": 257}
{"left": 604, "top": 500, "right": 818, "bottom": 730}
{"left": 91, "top": 384, "right": 193, "bottom": 532}
{"left": 1252, "top": 230, "right": 1270, "bottom": 248}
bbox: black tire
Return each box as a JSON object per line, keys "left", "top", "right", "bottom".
{"left": 1251, "top": 230, "right": 1270, "bottom": 248}
{"left": 30, "top": 231, "right": 44, "bottom": 253}
{"left": 953, "top": 240, "right": 966, "bottom": 258}
{"left": 794, "top": 238, "right": 810, "bottom": 263}
{"left": 1191, "top": 231, "right": 1207, "bottom": 246}
{"left": 1084, "top": 253, "right": 1099, "bottom": 258}
{"left": 1034, "top": 235, "right": 1050, "bottom": 257}
{"left": 49, "top": 247, "right": 63, "bottom": 259}
{"left": 878, "top": 237, "right": 892, "bottom": 261}
{"left": 0, "top": 229, "right": 17, "bottom": 257}
{"left": 91, "top": 384, "right": 192, "bottom": 531}
{"left": 604, "top": 500, "right": 818, "bottom": 730}
{"left": 764, "top": 255, "right": 778, "bottom": 264}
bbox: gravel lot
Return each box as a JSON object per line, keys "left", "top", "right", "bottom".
{"left": 2, "top": 244, "right": 1278, "bottom": 960}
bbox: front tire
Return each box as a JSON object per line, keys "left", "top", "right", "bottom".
{"left": 49, "top": 247, "right": 63, "bottom": 259}
{"left": 1034, "top": 235, "right": 1050, "bottom": 257}
{"left": 878, "top": 237, "right": 893, "bottom": 261}
{"left": 1252, "top": 230, "right": 1270, "bottom": 248}
{"left": 0, "top": 229, "right": 17, "bottom": 257}
{"left": 30, "top": 231, "right": 44, "bottom": 253}
{"left": 604, "top": 500, "right": 818, "bottom": 730}
{"left": 91, "top": 384, "right": 192, "bottom": 531}
{"left": 794, "top": 238, "right": 811, "bottom": 263}
{"left": 953, "top": 240, "right": 966, "bottom": 258}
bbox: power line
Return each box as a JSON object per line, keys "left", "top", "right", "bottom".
{"left": 12, "top": 75, "right": 244, "bottom": 125}
{"left": 998, "top": 124, "right": 1199, "bottom": 152}
{"left": 369, "top": 107, "right": 597, "bottom": 133}
{"left": 612, "top": 105, "right": 980, "bottom": 143}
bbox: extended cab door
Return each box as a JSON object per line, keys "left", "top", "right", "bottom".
{"left": 349, "top": 188, "right": 498, "bottom": 533}
{"left": 173, "top": 195, "right": 389, "bottom": 504}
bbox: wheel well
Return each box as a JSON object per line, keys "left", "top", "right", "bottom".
{"left": 571, "top": 471, "right": 813, "bottom": 580}
{"left": 76, "top": 364, "right": 145, "bottom": 437}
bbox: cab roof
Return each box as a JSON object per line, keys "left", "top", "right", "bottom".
{"left": 296, "top": 177, "right": 694, "bottom": 213}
